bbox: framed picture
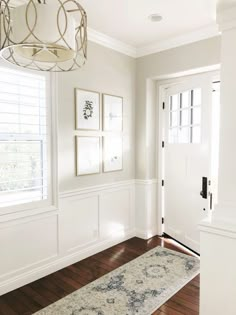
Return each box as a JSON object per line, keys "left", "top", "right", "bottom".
{"left": 76, "top": 136, "right": 100, "bottom": 176}
{"left": 103, "top": 136, "right": 123, "bottom": 172}
{"left": 75, "top": 88, "right": 100, "bottom": 130}
{"left": 103, "top": 94, "right": 123, "bottom": 131}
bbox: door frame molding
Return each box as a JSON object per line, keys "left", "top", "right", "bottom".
{"left": 156, "top": 66, "right": 220, "bottom": 237}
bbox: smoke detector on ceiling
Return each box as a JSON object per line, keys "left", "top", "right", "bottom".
{"left": 148, "top": 14, "right": 163, "bottom": 22}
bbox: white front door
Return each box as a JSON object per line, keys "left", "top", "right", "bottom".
{"left": 163, "top": 74, "right": 215, "bottom": 253}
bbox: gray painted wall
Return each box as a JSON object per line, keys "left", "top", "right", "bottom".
{"left": 57, "top": 41, "right": 136, "bottom": 192}
{"left": 57, "top": 36, "right": 222, "bottom": 193}
{"left": 135, "top": 36, "right": 221, "bottom": 179}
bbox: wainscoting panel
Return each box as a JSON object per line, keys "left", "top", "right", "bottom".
{"left": 99, "top": 188, "right": 133, "bottom": 240}
{"left": 59, "top": 195, "right": 99, "bottom": 253}
{"left": 0, "top": 179, "right": 158, "bottom": 296}
{"left": 59, "top": 181, "right": 135, "bottom": 253}
{"left": 0, "top": 213, "right": 58, "bottom": 282}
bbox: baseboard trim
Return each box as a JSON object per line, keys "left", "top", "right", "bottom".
{"left": 0, "top": 229, "right": 136, "bottom": 296}
{"left": 135, "top": 229, "right": 158, "bottom": 240}
{"left": 135, "top": 179, "right": 158, "bottom": 186}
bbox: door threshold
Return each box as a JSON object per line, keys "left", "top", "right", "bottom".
{"left": 163, "top": 233, "right": 200, "bottom": 257}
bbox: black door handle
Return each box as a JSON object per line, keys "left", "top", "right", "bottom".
{"left": 200, "top": 177, "right": 208, "bottom": 199}
{"left": 210, "top": 192, "right": 213, "bottom": 210}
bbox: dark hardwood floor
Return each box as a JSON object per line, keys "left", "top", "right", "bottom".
{"left": 0, "top": 236, "right": 200, "bottom": 315}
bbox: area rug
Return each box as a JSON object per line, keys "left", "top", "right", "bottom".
{"left": 35, "top": 246, "right": 200, "bottom": 315}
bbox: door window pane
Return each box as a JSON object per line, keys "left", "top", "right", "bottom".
{"left": 193, "top": 89, "right": 201, "bottom": 106}
{"left": 170, "top": 94, "right": 179, "bottom": 111}
{"left": 168, "top": 88, "right": 202, "bottom": 144}
{"left": 192, "top": 126, "right": 201, "bottom": 143}
{"left": 179, "top": 127, "right": 190, "bottom": 143}
{"left": 170, "top": 111, "right": 178, "bottom": 127}
{"left": 192, "top": 107, "right": 201, "bottom": 125}
{"left": 181, "top": 109, "right": 190, "bottom": 126}
{"left": 169, "top": 128, "right": 178, "bottom": 144}
{"left": 181, "top": 91, "right": 190, "bottom": 108}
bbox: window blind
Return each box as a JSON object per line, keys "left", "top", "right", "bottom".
{"left": 0, "top": 67, "right": 48, "bottom": 207}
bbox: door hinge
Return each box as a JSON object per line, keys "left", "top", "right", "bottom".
{"left": 162, "top": 180, "right": 165, "bottom": 187}
{"left": 162, "top": 217, "right": 164, "bottom": 224}
{"left": 162, "top": 102, "right": 165, "bottom": 110}
{"left": 162, "top": 141, "right": 165, "bottom": 148}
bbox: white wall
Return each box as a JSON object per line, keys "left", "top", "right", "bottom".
{"left": 58, "top": 41, "right": 136, "bottom": 192}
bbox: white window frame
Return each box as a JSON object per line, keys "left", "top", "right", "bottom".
{"left": 0, "top": 61, "right": 58, "bottom": 216}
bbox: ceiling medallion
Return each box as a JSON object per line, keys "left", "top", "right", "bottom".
{"left": 0, "top": 0, "right": 87, "bottom": 72}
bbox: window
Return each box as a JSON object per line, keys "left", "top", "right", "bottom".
{"left": 168, "top": 88, "right": 202, "bottom": 144}
{"left": 0, "top": 66, "right": 50, "bottom": 209}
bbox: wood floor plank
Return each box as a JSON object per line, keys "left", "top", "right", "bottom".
{"left": 36, "top": 278, "right": 68, "bottom": 299}
{"left": 0, "top": 236, "right": 200, "bottom": 315}
{"left": 1, "top": 292, "right": 31, "bottom": 315}
{"left": 175, "top": 290, "right": 199, "bottom": 305}
{"left": 29, "top": 281, "right": 60, "bottom": 304}
{"left": 163, "top": 300, "right": 198, "bottom": 315}
{"left": 158, "top": 304, "right": 184, "bottom": 315}
{"left": 11, "top": 290, "right": 41, "bottom": 314}
{"left": 49, "top": 273, "right": 76, "bottom": 294}
{"left": 0, "top": 299, "right": 18, "bottom": 315}
{"left": 20, "top": 286, "right": 51, "bottom": 308}
{"left": 171, "top": 295, "right": 199, "bottom": 312}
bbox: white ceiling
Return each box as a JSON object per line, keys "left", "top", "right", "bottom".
{"left": 80, "top": 0, "right": 218, "bottom": 49}
{"left": 11, "top": 0, "right": 227, "bottom": 57}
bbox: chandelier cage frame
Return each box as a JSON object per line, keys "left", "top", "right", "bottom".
{"left": 0, "top": 0, "right": 87, "bottom": 72}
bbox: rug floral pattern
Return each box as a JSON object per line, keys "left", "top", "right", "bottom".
{"left": 35, "top": 246, "right": 200, "bottom": 315}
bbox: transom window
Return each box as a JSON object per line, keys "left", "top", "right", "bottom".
{"left": 168, "top": 88, "right": 201, "bottom": 144}
{"left": 0, "top": 66, "right": 50, "bottom": 208}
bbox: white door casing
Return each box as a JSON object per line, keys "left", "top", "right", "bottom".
{"left": 162, "top": 73, "right": 214, "bottom": 253}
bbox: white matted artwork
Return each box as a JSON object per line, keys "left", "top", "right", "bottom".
{"left": 75, "top": 88, "right": 100, "bottom": 130}
{"left": 103, "top": 136, "right": 123, "bottom": 172}
{"left": 103, "top": 94, "right": 123, "bottom": 131}
{"left": 76, "top": 136, "right": 100, "bottom": 176}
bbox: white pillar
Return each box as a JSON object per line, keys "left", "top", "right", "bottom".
{"left": 200, "top": 4, "right": 236, "bottom": 315}
{"left": 214, "top": 5, "right": 236, "bottom": 222}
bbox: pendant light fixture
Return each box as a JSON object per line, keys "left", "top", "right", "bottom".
{"left": 0, "top": 0, "right": 87, "bottom": 72}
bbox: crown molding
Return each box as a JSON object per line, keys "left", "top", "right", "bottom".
{"left": 87, "top": 28, "right": 137, "bottom": 58}
{"left": 136, "top": 24, "right": 220, "bottom": 58}
{"left": 88, "top": 24, "right": 220, "bottom": 59}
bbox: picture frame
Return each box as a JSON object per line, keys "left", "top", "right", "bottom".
{"left": 102, "top": 94, "right": 123, "bottom": 131}
{"left": 76, "top": 136, "right": 100, "bottom": 176}
{"left": 75, "top": 88, "right": 100, "bottom": 131}
{"left": 103, "top": 136, "right": 123, "bottom": 172}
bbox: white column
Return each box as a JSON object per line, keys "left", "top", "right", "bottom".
{"left": 214, "top": 5, "right": 236, "bottom": 222}
{"left": 199, "top": 4, "right": 236, "bottom": 315}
